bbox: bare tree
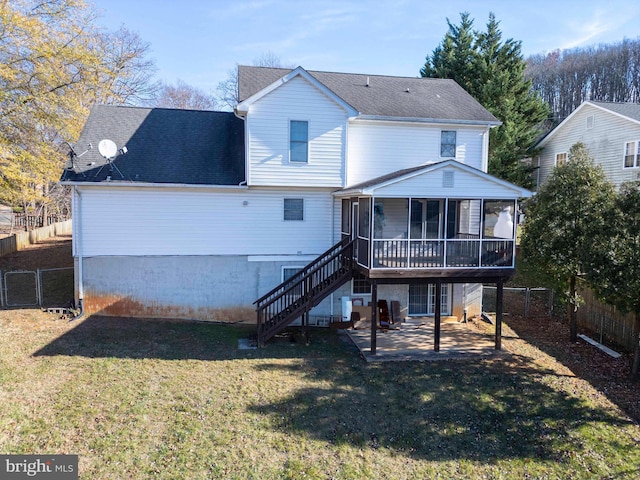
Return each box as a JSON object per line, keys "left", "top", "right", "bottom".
{"left": 154, "top": 80, "right": 217, "bottom": 110}
{"left": 526, "top": 38, "right": 640, "bottom": 123}
{"left": 216, "top": 52, "right": 290, "bottom": 110}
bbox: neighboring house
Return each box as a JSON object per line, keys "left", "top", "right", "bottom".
{"left": 61, "top": 65, "right": 531, "bottom": 349}
{"left": 535, "top": 101, "right": 640, "bottom": 189}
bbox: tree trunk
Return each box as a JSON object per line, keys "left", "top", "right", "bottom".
{"left": 632, "top": 312, "right": 640, "bottom": 381}
{"left": 569, "top": 275, "right": 577, "bottom": 343}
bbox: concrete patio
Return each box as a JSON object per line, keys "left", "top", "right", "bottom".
{"left": 345, "top": 318, "right": 506, "bottom": 362}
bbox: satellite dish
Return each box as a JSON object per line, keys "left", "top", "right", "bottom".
{"left": 98, "top": 139, "right": 118, "bottom": 159}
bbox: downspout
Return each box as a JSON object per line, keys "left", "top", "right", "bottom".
{"left": 234, "top": 108, "right": 249, "bottom": 186}
{"left": 481, "top": 127, "right": 490, "bottom": 172}
{"left": 73, "top": 186, "right": 84, "bottom": 320}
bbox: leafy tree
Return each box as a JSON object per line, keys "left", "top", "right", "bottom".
{"left": 521, "top": 143, "right": 616, "bottom": 342}
{"left": 421, "top": 13, "right": 549, "bottom": 188}
{"left": 586, "top": 182, "right": 640, "bottom": 379}
{"left": 154, "top": 79, "right": 217, "bottom": 110}
{"left": 0, "top": 0, "right": 156, "bottom": 224}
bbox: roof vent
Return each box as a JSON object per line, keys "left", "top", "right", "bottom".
{"left": 405, "top": 88, "right": 410, "bottom": 93}
{"left": 366, "top": 77, "right": 370, "bottom": 87}
{"left": 443, "top": 170, "right": 454, "bottom": 188}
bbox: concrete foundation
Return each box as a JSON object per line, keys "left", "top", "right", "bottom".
{"left": 75, "top": 256, "right": 484, "bottom": 324}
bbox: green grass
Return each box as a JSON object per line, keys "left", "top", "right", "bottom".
{"left": 1, "top": 310, "right": 639, "bottom": 479}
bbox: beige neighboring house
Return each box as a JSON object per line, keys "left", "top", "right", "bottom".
{"left": 534, "top": 101, "right": 640, "bottom": 189}
{"left": 0, "top": 205, "right": 13, "bottom": 229}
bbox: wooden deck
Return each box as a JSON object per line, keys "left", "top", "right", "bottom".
{"left": 345, "top": 318, "right": 506, "bottom": 362}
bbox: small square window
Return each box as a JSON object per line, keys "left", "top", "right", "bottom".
{"left": 555, "top": 152, "right": 567, "bottom": 167}
{"left": 352, "top": 273, "right": 372, "bottom": 295}
{"left": 441, "top": 131, "right": 456, "bottom": 158}
{"left": 290, "top": 120, "right": 308, "bottom": 163}
{"left": 284, "top": 198, "right": 304, "bottom": 221}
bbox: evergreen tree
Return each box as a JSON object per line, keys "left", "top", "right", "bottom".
{"left": 521, "top": 143, "right": 615, "bottom": 342}
{"left": 421, "top": 13, "right": 549, "bottom": 188}
{"left": 586, "top": 182, "right": 640, "bottom": 380}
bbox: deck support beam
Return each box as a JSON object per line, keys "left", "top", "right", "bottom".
{"left": 434, "top": 279, "right": 441, "bottom": 352}
{"left": 495, "top": 277, "right": 503, "bottom": 350}
{"left": 370, "top": 280, "right": 378, "bottom": 355}
{"left": 304, "top": 309, "right": 310, "bottom": 345}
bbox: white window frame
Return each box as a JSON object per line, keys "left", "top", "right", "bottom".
{"left": 554, "top": 152, "right": 567, "bottom": 167}
{"left": 408, "top": 283, "right": 451, "bottom": 316}
{"left": 283, "top": 198, "right": 304, "bottom": 221}
{"left": 440, "top": 130, "right": 457, "bottom": 158}
{"left": 586, "top": 115, "right": 594, "bottom": 130}
{"left": 623, "top": 140, "right": 640, "bottom": 169}
{"left": 289, "top": 120, "right": 309, "bottom": 163}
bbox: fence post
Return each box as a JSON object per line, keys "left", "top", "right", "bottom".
{"left": 37, "top": 268, "right": 42, "bottom": 307}
{"left": 0, "top": 269, "right": 3, "bottom": 308}
{"left": 548, "top": 290, "right": 554, "bottom": 318}
{"left": 525, "top": 287, "right": 531, "bottom": 317}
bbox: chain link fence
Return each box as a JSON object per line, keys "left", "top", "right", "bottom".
{"left": 1, "top": 267, "right": 74, "bottom": 309}
{"left": 482, "top": 286, "right": 554, "bottom": 318}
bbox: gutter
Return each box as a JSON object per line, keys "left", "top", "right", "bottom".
{"left": 59, "top": 181, "right": 249, "bottom": 190}
{"left": 354, "top": 115, "right": 502, "bottom": 127}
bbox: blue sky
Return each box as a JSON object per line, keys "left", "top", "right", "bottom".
{"left": 90, "top": 0, "right": 640, "bottom": 95}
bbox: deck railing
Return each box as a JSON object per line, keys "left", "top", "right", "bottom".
{"left": 255, "top": 238, "right": 354, "bottom": 346}
{"left": 370, "top": 237, "right": 514, "bottom": 269}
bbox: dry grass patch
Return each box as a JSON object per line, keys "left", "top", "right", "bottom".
{"left": 0, "top": 310, "right": 639, "bottom": 479}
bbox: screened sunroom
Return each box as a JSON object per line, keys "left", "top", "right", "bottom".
{"left": 341, "top": 196, "right": 517, "bottom": 276}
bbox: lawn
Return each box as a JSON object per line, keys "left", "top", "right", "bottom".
{"left": 1, "top": 310, "right": 639, "bottom": 479}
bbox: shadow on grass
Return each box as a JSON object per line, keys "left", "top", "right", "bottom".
{"left": 33, "top": 315, "right": 345, "bottom": 361}
{"left": 249, "top": 354, "right": 636, "bottom": 464}
{"left": 503, "top": 313, "right": 640, "bottom": 423}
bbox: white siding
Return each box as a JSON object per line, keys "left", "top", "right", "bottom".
{"left": 77, "top": 186, "right": 335, "bottom": 256}
{"left": 372, "top": 167, "right": 523, "bottom": 199}
{"left": 347, "top": 121, "right": 487, "bottom": 186}
{"left": 247, "top": 76, "right": 348, "bottom": 187}
{"left": 539, "top": 104, "right": 640, "bottom": 188}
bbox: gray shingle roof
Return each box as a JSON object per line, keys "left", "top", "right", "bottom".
{"left": 590, "top": 101, "right": 640, "bottom": 123}
{"left": 238, "top": 66, "right": 499, "bottom": 124}
{"left": 60, "top": 105, "right": 245, "bottom": 185}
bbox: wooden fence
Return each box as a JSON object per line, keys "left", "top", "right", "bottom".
{"left": 0, "top": 220, "right": 72, "bottom": 257}
{"left": 14, "top": 213, "right": 69, "bottom": 229}
{"left": 577, "top": 286, "right": 636, "bottom": 352}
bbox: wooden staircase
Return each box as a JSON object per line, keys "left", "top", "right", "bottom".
{"left": 255, "top": 238, "right": 355, "bottom": 347}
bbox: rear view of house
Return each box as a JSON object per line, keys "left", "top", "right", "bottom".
{"left": 61, "top": 66, "right": 530, "bottom": 348}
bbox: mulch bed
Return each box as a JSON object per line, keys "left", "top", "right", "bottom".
{"left": 476, "top": 313, "right": 640, "bottom": 422}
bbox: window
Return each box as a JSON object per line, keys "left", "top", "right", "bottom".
{"left": 290, "top": 120, "right": 308, "bottom": 163}
{"left": 555, "top": 152, "right": 567, "bottom": 167}
{"left": 352, "top": 272, "right": 372, "bottom": 295}
{"left": 408, "top": 284, "right": 450, "bottom": 316}
{"left": 624, "top": 141, "right": 640, "bottom": 168}
{"left": 586, "top": 115, "right": 594, "bottom": 129}
{"left": 283, "top": 267, "right": 303, "bottom": 298}
{"left": 440, "top": 131, "right": 456, "bottom": 158}
{"left": 284, "top": 198, "right": 304, "bottom": 221}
